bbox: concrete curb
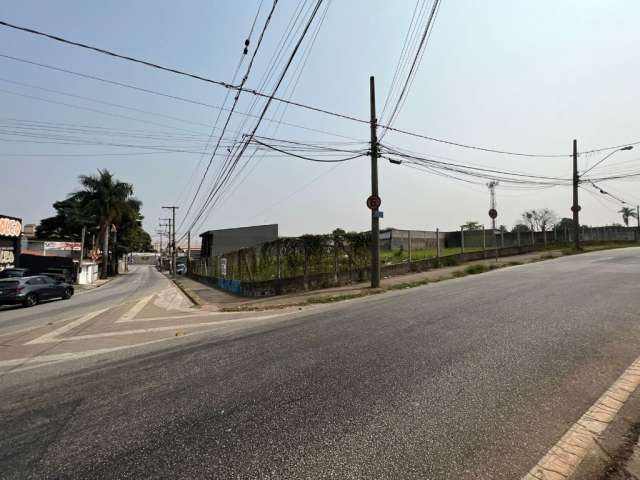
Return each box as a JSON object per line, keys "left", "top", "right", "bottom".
{"left": 170, "top": 278, "right": 204, "bottom": 308}
{"left": 523, "top": 356, "right": 640, "bottom": 480}
{"left": 570, "top": 387, "right": 640, "bottom": 479}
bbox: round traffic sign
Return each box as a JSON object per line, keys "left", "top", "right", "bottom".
{"left": 366, "top": 195, "right": 381, "bottom": 210}
{"left": 488, "top": 208, "right": 498, "bottom": 219}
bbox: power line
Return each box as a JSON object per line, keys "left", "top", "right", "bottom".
{"left": 177, "top": 0, "right": 279, "bottom": 232}
{"left": 0, "top": 20, "right": 368, "bottom": 124}
{"left": 251, "top": 138, "right": 365, "bottom": 162}
{"left": 180, "top": 0, "right": 325, "bottom": 239}
{"left": 380, "top": 0, "right": 441, "bottom": 137}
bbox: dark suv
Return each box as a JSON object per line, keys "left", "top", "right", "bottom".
{"left": 0, "top": 275, "right": 74, "bottom": 308}
{"left": 0, "top": 268, "right": 37, "bottom": 279}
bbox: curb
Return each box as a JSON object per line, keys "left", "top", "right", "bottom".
{"left": 571, "top": 387, "right": 640, "bottom": 479}
{"left": 523, "top": 356, "right": 640, "bottom": 480}
{"left": 170, "top": 278, "right": 204, "bottom": 308}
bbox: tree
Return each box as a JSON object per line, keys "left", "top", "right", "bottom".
{"left": 520, "top": 208, "right": 557, "bottom": 232}
{"left": 37, "top": 170, "right": 151, "bottom": 277}
{"left": 512, "top": 223, "right": 531, "bottom": 233}
{"left": 618, "top": 207, "right": 637, "bottom": 227}
{"left": 556, "top": 217, "right": 574, "bottom": 230}
{"left": 462, "top": 221, "right": 482, "bottom": 231}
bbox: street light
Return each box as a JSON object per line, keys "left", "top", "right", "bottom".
{"left": 581, "top": 145, "right": 634, "bottom": 176}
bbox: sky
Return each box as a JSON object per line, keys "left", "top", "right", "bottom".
{"left": 2, "top": 0, "right": 640, "bottom": 247}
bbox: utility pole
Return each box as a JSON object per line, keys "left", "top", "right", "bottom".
{"left": 78, "top": 225, "right": 86, "bottom": 284}
{"left": 637, "top": 205, "right": 640, "bottom": 242}
{"left": 159, "top": 218, "right": 172, "bottom": 274}
{"left": 369, "top": 76, "right": 380, "bottom": 288}
{"left": 487, "top": 181, "right": 499, "bottom": 231}
{"left": 162, "top": 206, "right": 178, "bottom": 277}
{"left": 571, "top": 139, "right": 581, "bottom": 250}
{"left": 187, "top": 230, "right": 191, "bottom": 274}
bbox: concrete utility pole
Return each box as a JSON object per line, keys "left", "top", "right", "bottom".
{"left": 369, "top": 76, "right": 381, "bottom": 288}
{"left": 572, "top": 139, "right": 581, "bottom": 250}
{"left": 487, "top": 181, "right": 499, "bottom": 231}
{"left": 637, "top": 205, "right": 640, "bottom": 242}
{"left": 162, "top": 206, "right": 179, "bottom": 278}
{"left": 159, "top": 219, "right": 171, "bottom": 272}
{"left": 187, "top": 230, "right": 191, "bottom": 275}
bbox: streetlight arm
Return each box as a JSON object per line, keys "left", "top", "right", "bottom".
{"left": 581, "top": 146, "right": 633, "bottom": 177}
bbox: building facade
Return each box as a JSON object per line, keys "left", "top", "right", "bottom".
{"left": 200, "top": 224, "right": 278, "bottom": 258}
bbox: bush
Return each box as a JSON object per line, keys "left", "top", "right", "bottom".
{"left": 464, "top": 264, "right": 488, "bottom": 275}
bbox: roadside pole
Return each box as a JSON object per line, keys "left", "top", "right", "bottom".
{"left": 369, "top": 76, "right": 381, "bottom": 288}
{"left": 460, "top": 226, "right": 465, "bottom": 254}
{"left": 436, "top": 228, "right": 441, "bottom": 267}
{"left": 482, "top": 228, "right": 486, "bottom": 258}
{"left": 494, "top": 231, "right": 498, "bottom": 262}
{"left": 637, "top": 205, "right": 639, "bottom": 242}
{"left": 572, "top": 139, "right": 581, "bottom": 250}
{"left": 187, "top": 230, "right": 191, "bottom": 275}
{"left": 78, "top": 225, "right": 86, "bottom": 283}
{"left": 162, "top": 206, "right": 179, "bottom": 278}
{"left": 408, "top": 230, "right": 412, "bottom": 265}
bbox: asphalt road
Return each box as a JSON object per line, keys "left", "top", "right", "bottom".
{"left": 0, "top": 265, "right": 168, "bottom": 333}
{"left": 2, "top": 248, "right": 640, "bottom": 479}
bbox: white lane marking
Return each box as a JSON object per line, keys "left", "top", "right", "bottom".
{"left": 25, "top": 308, "right": 109, "bottom": 345}
{"left": 118, "top": 313, "right": 212, "bottom": 323}
{"left": 115, "top": 294, "right": 154, "bottom": 323}
{"left": 523, "top": 356, "right": 640, "bottom": 479}
{"left": 0, "top": 336, "right": 189, "bottom": 373}
{"left": 28, "top": 313, "right": 283, "bottom": 343}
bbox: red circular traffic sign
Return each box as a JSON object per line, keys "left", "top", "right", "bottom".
{"left": 488, "top": 208, "right": 498, "bottom": 219}
{"left": 367, "top": 195, "right": 381, "bottom": 210}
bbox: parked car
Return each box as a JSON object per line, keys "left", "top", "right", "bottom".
{"left": 0, "top": 275, "right": 74, "bottom": 308}
{"left": 176, "top": 264, "right": 187, "bottom": 275}
{"left": 0, "top": 268, "right": 37, "bottom": 279}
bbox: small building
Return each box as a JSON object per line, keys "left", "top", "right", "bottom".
{"left": 200, "top": 224, "right": 278, "bottom": 258}
{"left": 0, "top": 215, "right": 22, "bottom": 270}
{"left": 22, "top": 223, "right": 37, "bottom": 239}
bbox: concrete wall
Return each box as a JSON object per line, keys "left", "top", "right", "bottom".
{"left": 78, "top": 262, "right": 99, "bottom": 285}
{"left": 380, "top": 229, "right": 444, "bottom": 251}
{"left": 189, "top": 244, "right": 549, "bottom": 298}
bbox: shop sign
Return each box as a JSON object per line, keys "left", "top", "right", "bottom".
{"left": 0, "top": 217, "right": 22, "bottom": 237}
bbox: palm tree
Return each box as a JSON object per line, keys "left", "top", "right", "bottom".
{"left": 618, "top": 206, "right": 637, "bottom": 227}
{"left": 75, "top": 170, "right": 136, "bottom": 278}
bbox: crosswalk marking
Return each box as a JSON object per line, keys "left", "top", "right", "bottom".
{"left": 25, "top": 308, "right": 109, "bottom": 345}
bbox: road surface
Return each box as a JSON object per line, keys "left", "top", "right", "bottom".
{"left": 2, "top": 249, "right": 640, "bottom": 479}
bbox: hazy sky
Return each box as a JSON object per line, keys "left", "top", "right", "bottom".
{"left": 2, "top": 1, "right": 640, "bottom": 245}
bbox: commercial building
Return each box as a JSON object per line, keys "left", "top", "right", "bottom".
{"left": 200, "top": 224, "right": 278, "bottom": 258}
{"left": 0, "top": 215, "right": 22, "bottom": 270}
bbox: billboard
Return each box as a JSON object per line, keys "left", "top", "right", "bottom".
{"left": 44, "top": 241, "right": 82, "bottom": 251}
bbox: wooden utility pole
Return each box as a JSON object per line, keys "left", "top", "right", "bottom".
{"left": 369, "top": 76, "right": 380, "bottom": 288}
{"left": 162, "top": 206, "right": 179, "bottom": 278}
{"left": 572, "top": 139, "right": 581, "bottom": 250}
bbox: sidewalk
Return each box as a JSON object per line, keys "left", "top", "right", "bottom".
{"left": 174, "top": 249, "right": 564, "bottom": 311}
{"left": 75, "top": 276, "right": 114, "bottom": 293}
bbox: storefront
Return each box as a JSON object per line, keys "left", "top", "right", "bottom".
{"left": 0, "top": 215, "right": 22, "bottom": 270}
